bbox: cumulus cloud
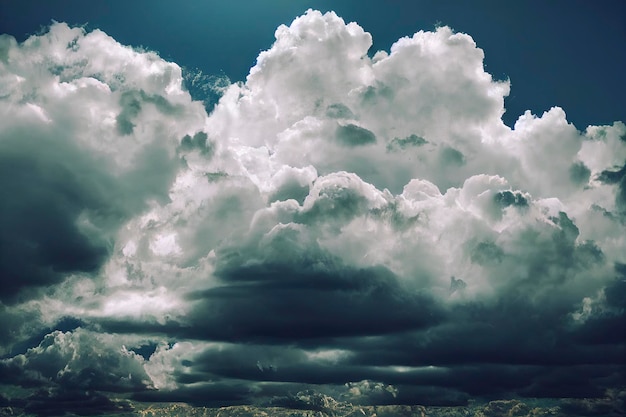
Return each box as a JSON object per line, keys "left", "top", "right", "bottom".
{"left": 0, "top": 328, "right": 151, "bottom": 392}
{"left": 0, "top": 23, "right": 206, "bottom": 304}
{"left": 0, "top": 9, "right": 625, "bottom": 412}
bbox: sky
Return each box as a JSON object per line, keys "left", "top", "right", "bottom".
{"left": 0, "top": 1, "right": 625, "bottom": 415}
{"left": 2, "top": 0, "right": 625, "bottom": 128}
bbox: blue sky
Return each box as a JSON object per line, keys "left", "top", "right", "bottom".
{"left": 0, "top": 1, "right": 625, "bottom": 415}
{"left": 1, "top": 0, "right": 624, "bottom": 128}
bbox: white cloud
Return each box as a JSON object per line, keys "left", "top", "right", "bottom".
{"left": 0, "top": 328, "right": 152, "bottom": 391}
{"left": 0, "top": 9, "right": 624, "bottom": 405}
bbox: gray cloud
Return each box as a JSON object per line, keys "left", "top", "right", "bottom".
{"left": 335, "top": 124, "right": 377, "bottom": 146}
{"left": 0, "top": 136, "right": 112, "bottom": 304}
{"left": 0, "top": 10, "right": 625, "bottom": 413}
{"left": 186, "top": 261, "right": 443, "bottom": 342}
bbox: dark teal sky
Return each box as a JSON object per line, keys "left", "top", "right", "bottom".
{"left": 1, "top": 0, "right": 624, "bottom": 128}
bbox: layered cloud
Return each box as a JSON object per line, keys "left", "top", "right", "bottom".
{"left": 0, "top": 9, "right": 624, "bottom": 412}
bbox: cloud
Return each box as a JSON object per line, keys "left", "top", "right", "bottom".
{"left": 0, "top": 22, "right": 206, "bottom": 304}
{"left": 0, "top": 9, "right": 625, "bottom": 412}
{"left": 0, "top": 328, "right": 152, "bottom": 392}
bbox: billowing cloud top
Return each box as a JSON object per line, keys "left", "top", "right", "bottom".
{"left": 0, "top": 9, "right": 624, "bottom": 413}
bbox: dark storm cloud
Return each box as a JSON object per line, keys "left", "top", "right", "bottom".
{"left": 331, "top": 283, "right": 624, "bottom": 400}
{"left": 1, "top": 10, "right": 626, "bottom": 411}
{"left": 0, "top": 125, "right": 177, "bottom": 303}
{"left": 148, "top": 260, "right": 441, "bottom": 343}
{"left": 392, "top": 303, "right": 621, "bottom": 366}
{"left": 571, "top": 269, "right": 626, "bottom": 346}
{"left": 0, "top": 136, "right": 110, "bottom": 303}
{"left": 88, "top": 227, "right": 623, "bottom": 402}
{"left": 169, "top": 217, "right": 442, "bottom": 343}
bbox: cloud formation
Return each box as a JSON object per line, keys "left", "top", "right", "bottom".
{"left": 0, "top": 9, "right": 624, "bottom": 412}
